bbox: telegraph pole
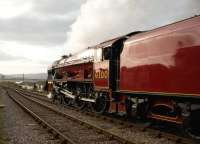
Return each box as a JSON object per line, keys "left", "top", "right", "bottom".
{"left": 22, "top": 73, "right": 24, "bottom": 82}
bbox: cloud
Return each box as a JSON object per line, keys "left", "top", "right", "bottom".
{"left": 0, "top": 0, "right": 85, "bottom": 46}
{"left": 0, "top": 1, "right": 32, "bottom": 19}
{"left": 65, "top": 0, "right": 200, "bottom": 54}
{"left": 0, "top": 41, "right": 62, "bottom": 74}
{"left": 32, "top": 0, "right": 86, "bottom": 16}
{"left": 1, "top": 0, "right": 200, "bottom": 74}
{"left": 0, "top": 49, "right": 26, "bottom": 61}
{"left": 0, "top": 41, "right": 64, "bottom": 62}
{"left": 0, "top": 60, "right": 47, "bottom": 74}
{"left": 0, "top": 0, "right": 86, "bottom": 74}
{"left": 0, "top": 16, "right": 72, "bottom": 46}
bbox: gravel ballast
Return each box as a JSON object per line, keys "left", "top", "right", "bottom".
{"left": 26, "top": 90, "right": 177, "bottom": 144}
{"left": 0, "top": 87, "right": 60, "bottom": 144}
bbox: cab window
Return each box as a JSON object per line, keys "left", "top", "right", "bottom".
{"left": 103, "top": 47, "right": 111, "bottom": 60}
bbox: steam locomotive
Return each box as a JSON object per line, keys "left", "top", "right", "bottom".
{"left": 47, "top": 16, "right": 200, "bottom": 138}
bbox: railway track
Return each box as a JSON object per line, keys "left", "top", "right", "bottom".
{"left": 5, "top": 88, "right": 135, "bottom": 144}
{"left": 15, "top": 88, "right": 199, "bottom": 144}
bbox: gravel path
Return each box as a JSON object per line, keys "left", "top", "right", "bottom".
{"left": 0, "top": 87, "right": 60, "bottom": 144}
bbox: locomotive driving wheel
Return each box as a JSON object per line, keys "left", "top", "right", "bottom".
{"left": 59, "top": 94, "right": 64, "bottom": 104}
{"left": 52, "top": 89, "right": 58, "bottom": 104}
{"left": 75, "top": 87, "right": 86, "bottom": 109}
{"left": 75, "top": 97, "right": 86, "bottom": 109}
{"left": 63, "top": 97, "right": 71, "bottom": 106}
{"left": 93, "top": 92, "right": 109, "bottom": 114}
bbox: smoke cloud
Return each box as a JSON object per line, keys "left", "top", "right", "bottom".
{"left": 65, "top": 0, "right": 200, "bottom": 54}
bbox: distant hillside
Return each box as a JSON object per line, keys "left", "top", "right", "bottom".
{"left": 5, "top": 73, "right": 47, "bottom": 80}
{"left": 0, "top": 74, "right": 5, "bottom": 79}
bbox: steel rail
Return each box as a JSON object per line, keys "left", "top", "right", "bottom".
{"left": 14, "top": 89, "right": 136, "bottom": 144}
{"left": 6, "top": 90, "right": 77, "bottom": 144}
{"left": 18, "top": 88, "right": 198, "bottom": 144}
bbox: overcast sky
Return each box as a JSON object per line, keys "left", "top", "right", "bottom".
{"left": 0, "top": 0, "right": 85, "bottom": 74}
{"left": 0, "top": 0, "right": 200, "bottom": 74}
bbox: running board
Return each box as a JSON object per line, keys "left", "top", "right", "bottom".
{"left": 60, "top": 90, "right": 95, "bottom": 103}
{"left": 80, "top": 98, "right": 95, "bottom": 103}
{"left": 61, "top": 89, "right": 72, "bottom": 95}
{"left": 60, "top": 90, "right": 75, "bottom": 99}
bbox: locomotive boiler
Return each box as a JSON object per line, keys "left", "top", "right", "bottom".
{"left": 47, "top": 16, "right": 200, "bottom": 138}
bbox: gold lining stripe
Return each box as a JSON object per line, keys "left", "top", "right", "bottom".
{"left": 120, "top": 90, "right": 200, "bottom": 97}
{"left": 94, "top": 86, "right": 109, "bottom": 89}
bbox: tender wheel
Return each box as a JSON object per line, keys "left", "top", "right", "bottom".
{"left": 137, "top": 102, "right": 148, "bottom": 120}
{"left": 93, "top": 92, "right": 109, "bottom": 114}
{"left": 184, "top": 110, "right": 200, "bottom": 139}
{"left": 125, "top": 98, "right": 134, "bottom": 118}
{"left": 125, "top": 98, "right": 148, "bottom": 119}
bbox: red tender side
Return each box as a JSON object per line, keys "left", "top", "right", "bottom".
{"left": 120, "top": 16, "right": 200, "bottom": 95}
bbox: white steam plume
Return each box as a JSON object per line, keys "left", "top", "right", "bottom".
{"left": 65, "top": 0, "right": 200, "bottom": 54}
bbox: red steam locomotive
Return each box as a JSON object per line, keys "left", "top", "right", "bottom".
{"left": 47, "top": 16, "right": 200, "bottom": 138}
